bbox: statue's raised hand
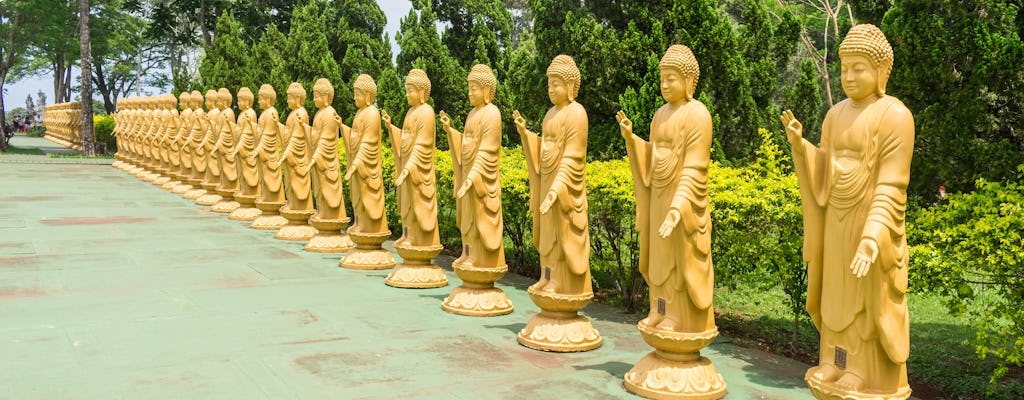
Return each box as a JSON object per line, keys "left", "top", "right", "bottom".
{"left": 381, "top": 110, "right": 392, "bottom": 126}
{"left": 616, "top": 110, "right": 633, "bottom": 139}
{"left": 512, "top": 110, "right": 528, "bottom": 135}
{"left": 780, "top": 110, "right": 803, "bottom": 147}
{"left": 438, "top": 111, "right": 452, "bottom": 133}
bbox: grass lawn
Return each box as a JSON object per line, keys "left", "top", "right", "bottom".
{"left": 0, "top": 144, "right": 45, "bottom": 155}
{"left": 713, "top": 285, "right": 1024, "bottom": 399}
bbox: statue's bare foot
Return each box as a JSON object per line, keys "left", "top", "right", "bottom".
{"left": 833, "top": 371, "right": 864, "bottom": 392}
{"left": 640, "top": 312, "right": 663, "bottom": 327}
{"left": 809, "top": 364, "right": 841, "bottom": 382}
{"left": 654, "top": 317, "right": 679, "bottom": 331}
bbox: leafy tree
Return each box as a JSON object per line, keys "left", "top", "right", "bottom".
{"left": 25, "top": 0, "right": 79, "bottom": 103}
{"left": 375, "top": 66, "right": 406, "bottom": 131}
{"left": 281, "top": 0, "right": 343, "bottom": 112}
{"left": 784, "top": 58, "right": 823, "bottom": 142}
{"left": 911, "top": 167, "right": 1024, "bottom": 386}
{"left": 884, "top": 0, "right": 1024, "bottom": 196}
{"left": 199, "top": 11, "right": 255, "bottom": 96}
{"left": 91, "top": 2, "right": 167, "bottom": 112}
{"left": 0, "top": 0, "right": 49, "bottom": 150}
{"left": 250, "top": 24, "right": 289, "bottom": 112}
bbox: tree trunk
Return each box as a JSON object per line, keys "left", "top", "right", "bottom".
{"left": 79, "top": 0, "right": 95, "bottom": 156}
{"left": 93, "top": 61, "right": 115, "bottom": 113}
{"left": 0, "top": 76, "right": 8, "bottom": 152}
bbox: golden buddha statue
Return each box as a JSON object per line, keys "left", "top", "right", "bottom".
{"left": 272, "top": 82, "right": 318, "bottom": 241}
{"left": 184, "top": 91, "right": 211, "bottom": 200}
{"left": 339, "top": 74, "right": 396, "bottom": 270}
{"left": 303, "top": 78, "right": 354, "bottom": 253}
{"left": 228, "top": 87, "right": 263, "bottom": 221}
{"left": 151, "top": 94, "right": 176, "bottom": 186}
{"left": 782, "top": 24, "right": 913, "bottom": 400}
{"left": 618, "top": 45, "right": 726, "bottom": 399}
{"left": 250, "top": 84, "right": 289, "bottom": 230}
{"left": 161, "top": 94, "right": 185, "bottom": 189}
{"left": 512, "top": 55, "right": 600, "bottom": 352}
{"left": 212, "top": 88, "right": 241, "bottom": 213}
{"left": 196, "top": 90, "right": 224, "bottom": 205}
{"left": 381, "top": 69, "right": 447, "bottom": 288}
{"left": 172, "top": 92, "right": 198, "bottom": 194}
{"left": 439, "top": 64, "right": 513, "bottom": 316}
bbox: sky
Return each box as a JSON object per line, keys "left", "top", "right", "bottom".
{"left": 3, "top": 0, "right": 413, "bottom": 113}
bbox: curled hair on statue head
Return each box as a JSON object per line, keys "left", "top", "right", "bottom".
{"left": 467, "top": 64, "right": 497, "bottom": 102}
{"left": 546, "top": 55, "right": 581, "bottom": 101}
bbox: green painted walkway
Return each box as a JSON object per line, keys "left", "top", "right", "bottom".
{"left": 0, "top": 135, "right": 814, "bottom": 399}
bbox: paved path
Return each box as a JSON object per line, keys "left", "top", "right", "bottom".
{"left": 0, "top": 145, "right": 813, "bottom": 399}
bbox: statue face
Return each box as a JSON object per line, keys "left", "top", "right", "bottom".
{"left": 287, "top": 93, "right": 302, "bottom": 110}
{"left": 353, "top": 89, "right": 369, "bottom": 108}
{"left": 313, "top": 91, "right": 328, "bottom": 109}
{"left": 840, "top": 54, "right": 879, "bottom": 101}
{"left": 547, "top": 76, "right": 570, "bottom": 106}
{"left": 659, "top": 68, "right": 691, "bottom": 104}
{"left": 259, "top": 94, "right": 272, "bottom": 109}
{"left": 468, "top": 82, "right": 487, "bottom": 107}
{"left": 238, "top": 96, "right": 252, "bottom": 110}
{"left": 405, "top": 84, "right": 422, "bottom": 106}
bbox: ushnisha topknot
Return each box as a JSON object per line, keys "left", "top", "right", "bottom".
{"left": 405, "top": 69, "right": 431, "bottom": 99}
{"left": 353, "top": 74, "right": 378, "bottom": 98}
{"left": 546, "top": 55, "right": 581, "bottom": 101}
{"left": 287, "top": 82, "right": 306, "bottom": 101}
{"left": 839, "top": 24, "right": 894, "bottom": 70}
{"left": 660, "top": 44, "right": 700, "bottom": 83}
{"left": 467, "top": 64, "right": 498, "bottom": 101}
{"left": 218, "top": 87, "right": 233, "bottom": 104}
{"left": 313, "top": 78, "right": 334, "bottom": 101}
{"left": 237, "top": 87, "right": 254, "bottom": 102}
{"left": 258, "top": 84, "right": 276, "bottom": 102}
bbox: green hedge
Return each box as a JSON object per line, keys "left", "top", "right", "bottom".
{"left": 94, "top": 115, "right": 116, "bottom": 153}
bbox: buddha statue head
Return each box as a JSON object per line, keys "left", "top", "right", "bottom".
{"left": 237, "top": 87, "right": 254, "bottom": 110}
{"left": 164, "top": 93, "right": 177, "bottom": 110}
{"left": 404, "top": 69, "right": 431, "bottom": 106}
{"left": 659, "top": 45, "right": 700, "bottom": 102}
{"left": 205, "top": 90, "right": 218, "bottom": 111}
{"left": 286, "top": 82, "right": 306, "bottom": 111}
{"left": 190, "top": 91, "right": 202, "bottom": 110}
{"left": 258, "top": 84, "right": 276, "bottom": 110}
{"left": 353, "top": 74, "right": 377, "bottom": 109}
{"left": 178, "top": 92, "right": 189, "bottom": 110}
{"left": 467, "top": 64, "right": 497, "bottom": 107}
{"left": 546, "top": 55, "right": 581, "bottom": 105}
{"left": 218, "top": 88, "right": 232, "bottom": 110}
{"left": 838, "top": 24, "right": 894, "bottom": 98}
{"left": 312, "top": 78, "right": 334, "bottom": 109}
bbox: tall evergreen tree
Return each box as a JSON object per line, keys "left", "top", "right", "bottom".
{"left": 250, "top": 24, "right": 289, "bottom": 112}
{"left": 884, "top": 0, "right": 1024, "bottom": 195}
{"left": 199, "top": 11, "right": 254, "bottom": 95}
{"left": 282, "top": 0, "right": 343, "bottom": 112}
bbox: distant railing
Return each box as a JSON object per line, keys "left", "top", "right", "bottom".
{"left": 43, "top": 102, "right": 83, "bottom": 151}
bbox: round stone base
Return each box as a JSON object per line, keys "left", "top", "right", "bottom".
{"left": 517, "top": 310, "right": 602, "bottom": 352}
{"left": 624, "top": 352, "right": 727, "bottom": 400}
{"left": 441, "top": 264, "right": 513, "bottom": 316}
{"left": 339, "top": 230, "right": 395, "bottom": 270}
{"left": 274, "top": 223, "right": 318, "bottom": 241}
{"left": 385, "top": 264, "right": 448, "bottom": 288}
{"left": 386, "top": 244, "right": 447, "bottom": 288}
{"left": 171, "top": 183, "right": 193, "bottom": 194}
{"left": 195, "top": 193, "right": 222, "bottom": 206}
{"left": 339, "top": 248, "right": 396, "bottom": 270}
{"left": 805, "top": 370, "right": 911, "bottom": 400}
{"left": 251, "top": 214, "right": 289, "bottom": 230}
{"left": 229, "top": 207, "right": 261, "bottom": 221}
{"left": 442, "top": 285, "right": 514, "bottom": 317}
{"left": 304, "top": 232, "right": 355, "bottom": 253}
{"left": 211, "top": 199, "right": 240, "bottom": 213}
{"left": 183, "top": 188, "right": 207, "bottom": 200}
{"left": 161, "top": 179, "right": 180, "bottom": 190}
{"left": 152, "top": 175, "right": 171, "bottom": 185}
